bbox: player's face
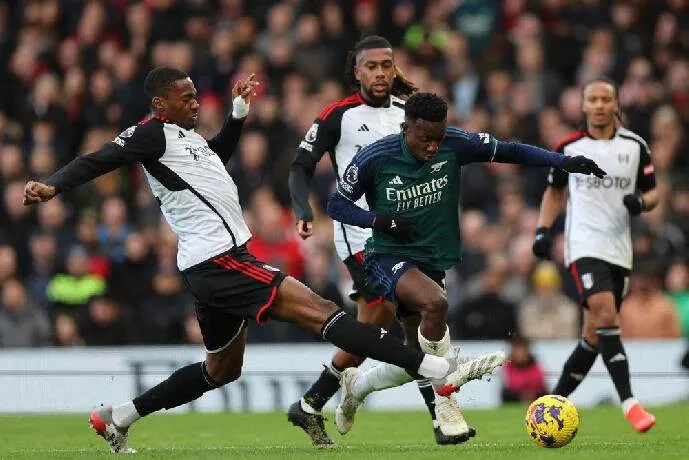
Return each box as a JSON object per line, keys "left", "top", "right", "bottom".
{"left": 161, "top": 78, "right": 200, "bottom": 130}
{"left": 354, "top": 48, "right": 395, "bottom": 104}
{"left": 582, "top": 81, "right": 618, "bottom": 131}
{"left": 403, "top": 119, "right": 447, "bottom": 162}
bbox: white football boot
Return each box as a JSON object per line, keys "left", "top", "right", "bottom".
{"left": 434, "top": 395, "right": 470, "bottom": 437}
{"left": 434, "top": 351, "right": 507, "bottom": 396}
{"left": 89, "top": 405, "right": 137, "bottom": 454}
{"left": 335, "top": 367, "right": 364, "bottom": 435}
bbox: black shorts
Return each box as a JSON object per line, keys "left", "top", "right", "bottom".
{"left": 569, "top": 257, "right": 630, "bottom": 311}
{"left": 182, "top": 245, "right": 287, "bottom": 353}
{"left": 343, "top": 251, "right": 384, "bottom": 305}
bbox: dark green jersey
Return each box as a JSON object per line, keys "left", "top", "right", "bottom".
{"left": 336, "top": 127, "right": 498, "bottom": 271}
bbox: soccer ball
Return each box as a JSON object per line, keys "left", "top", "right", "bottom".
{"left": 525, "top": 395, "right": 580, "bottom": 448}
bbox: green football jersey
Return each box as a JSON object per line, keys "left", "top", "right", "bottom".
{"left": 337, "top": 127, "right": 498, "bottom": 271}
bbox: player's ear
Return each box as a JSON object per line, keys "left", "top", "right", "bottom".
{"left": 151, "top": 96, "right": 164, "bottom": 112}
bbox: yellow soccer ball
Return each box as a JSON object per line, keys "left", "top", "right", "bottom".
{"left": 525, "top": 395, "right": 580, "bottom": 448}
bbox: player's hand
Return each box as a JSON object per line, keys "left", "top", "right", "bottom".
{"left": 23, "top": 181, "right": 56, "bottom": 206}
{"left": 297, "top": 219, "right": 313, "bottom": 239}
{"left": 623, "top": 193, "right": 644, "bottom": 216}
{"left": 232, "top": 73, "right": 259, "bottom": 104}
{"left": 532, "top": 227, "right": 553, "bottom": 259}
{"left": 561, "top": 155, "right": 607, "bottom": 178}
{"left": 373, "top": 214, "right": 418, "bottom": 243}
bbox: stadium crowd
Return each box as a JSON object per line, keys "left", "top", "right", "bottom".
{"left": 1, "top": 0, "right": 688, "bottom": 347}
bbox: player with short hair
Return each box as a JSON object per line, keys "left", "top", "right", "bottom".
{"left": 23, "top": 68, "right": 494, "bottom": 454}
{"left": 288, "top": 35, "right": 473, "bottom": 446}
{"left": 532, "top": 76, "right": 658, "bottom": 432}
{"left": 327, "top": 91, "right": 606, "bottom": 436}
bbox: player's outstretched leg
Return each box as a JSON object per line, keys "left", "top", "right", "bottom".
{"left": 288, "top": 298, "right": 396, "bottom": 446}
{"left": 90, "top": 326, "right": 248, "bottom": 453}
{"left": 267, "top": 277, "right": 469, "bottom": 384}
{"left": 587, "top": 292, "right": 655, "bottom": 433}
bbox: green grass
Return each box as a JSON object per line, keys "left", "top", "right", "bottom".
{"left": 0, "top": 404, "right": 687, "bottom": 459}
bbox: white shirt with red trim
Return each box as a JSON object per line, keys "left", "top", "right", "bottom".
{"left": 549, "top": 127, "right": 655, "bottom": 269}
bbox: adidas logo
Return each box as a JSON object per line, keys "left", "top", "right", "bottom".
{"left": 609, "top": 353, "right": 627, "bottom": 363}
{"left": 379, "top": 329, "right": 388, "bottom": 339}
{"left": 391, "top": 261, "right": 406, "bottom": 274}
{"left": 357, "top": 124, "right": 370, "bottom": 132}
{"left": 178, "top": 130, "right": 185, "bottom": 138}
{"left": 388, "top": 175, "right": 403, "bottom": 185}
{"left": 390, "top": 220, "right": 397, "bottom": 229}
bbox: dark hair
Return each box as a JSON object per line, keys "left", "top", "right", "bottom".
{"left": 144, "top": 67, "right": 189, "bottom": 104}
{"left": 580, "top": 75, "right": 623, "bottom": 129}
{"left": 344, "top": 35, "right": 417, "bottom": 98}
{"left": 405, "top": 92, "right": 448, "bottom": 122}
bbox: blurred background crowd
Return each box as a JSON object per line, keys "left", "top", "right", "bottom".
{"left": 1, "top": 0, "right": 689, "bottom": 348}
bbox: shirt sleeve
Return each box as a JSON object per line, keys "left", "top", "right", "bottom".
{"left": 443, "top": 126, "right": 499, "bottom": 165}
{"left": 335, "top": 146, "right": 379, "bottom": 204}
{"left": 206, "top": 114, "right": 246, "bottom": 164}
{"left": 289, "top": 114, "right": 341, "bottom": 221}
{"left": 45, "top": 121, "right": 166, "bottom": 194}
{"left": 636, "top": 139, "right": 656, "bottom": 193}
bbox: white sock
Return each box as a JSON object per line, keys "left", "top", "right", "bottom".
{"left": 418, "top": 326, "right": 453, "bottom": 357}
{"left": 418, "top": 355, "right": 450, "bottom": 379}
{"left": 622, "top": 397, "right": 639, "bottom": 415}
{"left": 352, "top": 363, "right": 413, "bottom": 400}
{"left": 112, "top": 401, "right": 141, "bottom": 428}
{"left": 300, "top": 398, "right": 319, "bottom": 415}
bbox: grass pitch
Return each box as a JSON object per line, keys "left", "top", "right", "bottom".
{"left": 0, "top": 403, "right": 686, "bottom": 459}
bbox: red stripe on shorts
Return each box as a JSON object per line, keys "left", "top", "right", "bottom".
{"left": 214, "top": 256, "right": 273, "bottom": 284}
{"left": 256, "top": 286, "right": 278, "bottom": 325}
{"left": 225, "top": 255, "right": 275, "bottom": 282}
{"left": 569, "top": 263, "right": 584, "bottom": 295}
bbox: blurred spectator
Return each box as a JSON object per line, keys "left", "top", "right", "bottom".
{"left": 77, "top": 295, "right": 131, "bottom": 346}
{"left": 303, "top": 247, "right": 344, "bottom": 307}
{"left": 452, "top": 254, "right": 517, "bottom": 340}
{"left": 26, "top": 232, "right": 58, "bottom": 310}
{"left": 46, "top": 245, "right": 106, "bottom": 315}
{"left": 501, "top": 336, "right": 547, "bottom": 403}
{"left": 140, "top": 270, "right": 191, "bottom": 344}
{"left": 97, "top": 197, "right": 132, "bottom": 263}
{"left": 0, "top": 245, "right": 18, "bottom": 286}
{"left": 54, "top": 313, "right": 84, "bottom": 347}
{"left": 0, "top": 279, "right": 52, "bottom": 347}
{"left": 246, "top": 187, "right": 305, "bottom": 280}
{"left": 519, "top": 261, "right": 580, "bottom": 340}
{"left": 621, "top": 261, "right": 682, "bottom": 339}
{"left": 109, "top": 231, "right": 156, "bottom": 311}
{"left": 665, "top": 260, "right": 689, "bottom": 339}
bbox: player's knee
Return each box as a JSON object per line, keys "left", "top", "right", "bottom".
{"left": 590, "top": 306, "right": 617, "bottom": 329}
{"left": 208, "top": 362, "right": 242, "bottom": 386}
{"left": 418, "top": 292, "right": 448, "bottom": 316}
{"left": 582, "top": 328, "right": 598, "bottom": 347}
